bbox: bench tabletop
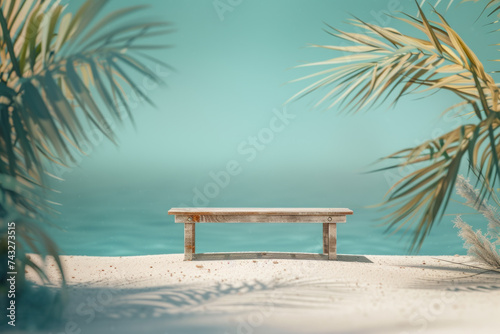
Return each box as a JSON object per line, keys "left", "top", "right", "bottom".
{"left": 168, "top": 207, "right": 353, "bottom": 216}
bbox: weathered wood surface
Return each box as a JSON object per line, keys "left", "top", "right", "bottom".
{"left": 170, "top": 207, "right": 352, "bottom": 261}
{"left": 175, "top": 214, "right": 346, "bottom": 224}
{"left": 168, "top": 208, "right": 353, "bottom": 216}
{"left": 328, "top": 223, "right": 337, "bottom": 260}
{"left": 184, "top": 223, "right": 195, "bottom": 261}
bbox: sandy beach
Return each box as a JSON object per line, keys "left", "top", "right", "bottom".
{"left": 18, "top": 253, "right": 500, "bottom": 333}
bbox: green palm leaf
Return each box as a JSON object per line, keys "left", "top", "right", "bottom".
{"left": 0, "top": 0, "right": 172, "bottom": 318}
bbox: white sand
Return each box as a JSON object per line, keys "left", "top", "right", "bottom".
{"left": 22, "top": 253, "right": 500, "bottom": 334}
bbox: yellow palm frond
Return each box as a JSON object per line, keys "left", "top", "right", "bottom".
{"left": 288, "top": 3, "right": 500, "bottom": 250}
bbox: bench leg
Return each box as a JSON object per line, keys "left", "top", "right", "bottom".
{"left": 323, "top": 223, "right": 329, "bottom": 254}
{"left": 328, "top": 223, "right": 337, "bottom": 260}
{"left": 184, "top": 223, "right": 195, "bottom": 261}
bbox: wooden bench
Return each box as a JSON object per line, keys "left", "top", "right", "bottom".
{"left": 168, "top": 208, "right": 353, "bottom": 261}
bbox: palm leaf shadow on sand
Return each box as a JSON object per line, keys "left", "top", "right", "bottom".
{"left": 400, "top": 259, "right": 500, "bottom": 291}
{"left": 56, "top": 277, "right": 363, "bottom": 331}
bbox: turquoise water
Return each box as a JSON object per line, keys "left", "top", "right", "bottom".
{"left": 47, "top": 175, "right": 480, "bottom": 256}
{"left": 46, "top": 0, "right": 496, "bottom": 256}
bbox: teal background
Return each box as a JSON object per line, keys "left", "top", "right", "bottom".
{"left": 48, "top": 0, "right": 497, "bottom": 256}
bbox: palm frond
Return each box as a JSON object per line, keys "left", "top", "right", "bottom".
{"left": 288, "top": 3, "right": 500, "bottom": 250}
{"left": 418, "top": 0, "right": 456, "bottom": 13}
{"left": 1, "top": 0, "right": 172, "bottom": 322}
{"left": 288, "top": 12, "right": 497, "bottom": 116}
{"left": 0, "top": 0, "right": 171, "bottom": 211}
{"left": 1, "top": 0, "right": 171, "bottom": 183}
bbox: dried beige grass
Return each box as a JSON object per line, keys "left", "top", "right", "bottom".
{"left": 454, "top": 175, "right": 500, "bottom": 268}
